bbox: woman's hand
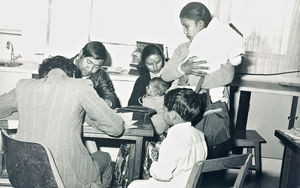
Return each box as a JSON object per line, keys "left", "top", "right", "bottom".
{"left": 180, "top": 56, "right": 209, "bottom": 76}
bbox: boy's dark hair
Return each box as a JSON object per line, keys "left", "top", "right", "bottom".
{"left": 149, "top": 77, "right": 171, "bottom": 96}
{"left": 38, "top": 56, "right": 75, "bottom": 78}
{"left": 164, "top": 88, "right": 204, "bottom": 122}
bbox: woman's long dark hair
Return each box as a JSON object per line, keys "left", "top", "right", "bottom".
{"left": 137, "top": 44, "right": 165, "bottom": 75}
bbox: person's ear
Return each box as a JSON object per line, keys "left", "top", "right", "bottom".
{"left": 197, "top": 20, "right": 206, "bottom": 30}
{"left": 169, "top": 110, "right": 178, "bottom": 123}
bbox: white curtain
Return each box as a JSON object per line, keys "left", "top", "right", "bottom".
{"left": 203, "top": 0, "right": 300, "bottom": 77}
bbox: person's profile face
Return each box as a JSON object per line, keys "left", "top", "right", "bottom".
{"left": 180, "top": 18, "right": 203, "bottom": 41}
{"left": 77, "top": 56, "right": 104, "bottom": 76}
{"left": 145, "top": 54, "right": 163, "bottom": 74}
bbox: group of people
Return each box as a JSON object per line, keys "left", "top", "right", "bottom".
{"left": 0, "top": 1, "right": 244, "bottom": 188}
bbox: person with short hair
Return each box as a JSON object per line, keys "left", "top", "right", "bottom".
{"left": 72, "top": 41, "right": 121, "bottom": 109}
{"left": 0, "top": 55, "right": 125, "bottom": 188}
{"left": 128, "top": 88, "right": 207, "bottom": 188}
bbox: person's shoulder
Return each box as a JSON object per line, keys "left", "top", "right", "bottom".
{"left": 16, "top": 78, "right": 36, "bottom": 87}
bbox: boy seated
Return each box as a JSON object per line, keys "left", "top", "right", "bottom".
{"left": 128, "top": 88, "right": 207, "bottom": 188}
{"left": 139, "top": 77, "right": 170, "bottom": 114}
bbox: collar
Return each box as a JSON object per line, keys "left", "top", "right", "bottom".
{"left": 45, "top": 68, "right": 67, "bottom": 78}
{"left": 168, "top": 122, "right": 192, "bottom": 134}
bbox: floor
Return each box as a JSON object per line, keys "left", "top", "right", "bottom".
{"left": 202, "top": 157, "right": 282, "bottom": 188}
{"left": 0, "top": 157, "right": 282, "bottom": 188}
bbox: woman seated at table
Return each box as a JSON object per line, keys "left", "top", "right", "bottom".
{"left": 128, "top": 44, "right": 169, "bottom": 106}
{"left": 114, "top": 44, "right": 168, "bottom": 187}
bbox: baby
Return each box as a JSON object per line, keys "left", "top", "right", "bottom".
{"left": 139, "top": 77, "right": 170, "bottom": 113}
{"left": 180, "top": 20, "right": 244, "bottom": 102}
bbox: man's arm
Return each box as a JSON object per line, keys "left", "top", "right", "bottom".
{"left": 90, "top": 69, "right": 121, "bottom": 109}
{"left": 80, "top": 80, "right": 125, "bottom": 137}
{"left": 0, "top": 89, "right": 18, "bottom": 119}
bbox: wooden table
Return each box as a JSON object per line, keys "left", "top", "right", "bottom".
{"left": 83, "top": 119, "right": 154, "bottom": 183}
{"left": 0, "top": 117, "right": 154, "bottom": 184}
{"left": 275, "top": 130, "right": 300, "bottom": 188}
{"left": 231, "top": 76, "right": 300, "bottom": 131}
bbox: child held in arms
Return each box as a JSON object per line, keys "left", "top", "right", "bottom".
{"left": 139, "top": 77, "right": 171, "bottom": 113}
{"left": 128, "top": 88, "right": 207, "bottom": 188}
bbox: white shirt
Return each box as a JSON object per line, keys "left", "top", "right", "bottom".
{"left": 149, "top": 122, "right": 207, "bottom": 187}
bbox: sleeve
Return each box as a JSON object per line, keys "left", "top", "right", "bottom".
{"left": 161, "top": 42, "right": 190, "bottom": 82}
{"left": 127, "top": 75, "right": 149, "bottom": 106}
{"left": 150, "top": 136, "right": 180, "bottom": 181}
{"left": 79, "top": 80, "right": 125, "bottom": 136}
{"left": 0, "top": 89, "right": 18, "bottom": 118}
{"left": 201, "top": 62, "right": 235, "bottom": 89}
{"left": 90, "top": 69, "right": 121, "bottom": 109}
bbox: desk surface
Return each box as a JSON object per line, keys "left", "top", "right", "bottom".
{"left": 275, "top": 130, "right": 300, "bottom": 153}
{"left": 83, "top": 120, "right": 154, "bottom": 138}
{"left": 0, "top": 116, "right": 154, "bottom": 138}
{"left": 231, "top": 76, "right": 300, "bottom": 96}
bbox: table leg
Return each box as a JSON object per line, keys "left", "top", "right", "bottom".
{"left": 127, "top": 137, "right": 144, "bottom": 184}
{"left": 236, "top": 90, "right": 251, "bottom": 131}
{"left": 127, "top": 143, "right": 136, "bottom": 184}
{"left": 133, "top": 137, "right": 143, "bottom": 180}
{"left": 279, "top": 146, "right": 292, "bottom": 188}
{"left": 288, "top": 96, "right": 298, "bottom": 129}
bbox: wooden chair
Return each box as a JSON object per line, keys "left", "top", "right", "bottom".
{"left": 1, "top": 129, "right": 64, "bottom": 188}
{"left": 233, "top": 130, "right": 266, "bottom": 174}
{"left": 186, "top": 153, "right": 252, "bottom": 188}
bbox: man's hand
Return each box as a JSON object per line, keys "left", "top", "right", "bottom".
{"left": 180, "top": 56, "right": 209, "bottom": 76}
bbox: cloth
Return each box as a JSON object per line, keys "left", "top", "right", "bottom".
{"left": 194, "top": 100, "right": 231, "bottom": 147}
{"left": 72, "top": 57, "right": 121, "bottom": 109}
{"left": 161, "top": 42, "right": 235, "bottom": 90}
{"left": 128, "top": 71, "right": 151, "bottom": 106}
{"left": 0, "top": 69, "right": 125, "bottom": 188}
{"left": 128, "top": 122, "right": 207, "bottom": 188}
{"left": 142, "top": 95, "right": 164, "bottom": 114}
{"left": 183, "top": 18, "right": 244, "bottom": 102}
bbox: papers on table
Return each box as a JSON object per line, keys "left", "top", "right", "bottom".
{"left": 117, "top": 112, "right": 138, "bottom": 129}
{"left": 282, "top": 128, "right": 300, "bottom": 142}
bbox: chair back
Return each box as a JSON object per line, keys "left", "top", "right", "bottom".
{"left": 1, "top": 129, "right": 64, "bottom": 188}
{"left": 186, "top": 160, "right": 204, "bottom": 188}
{"left": 186, "top": 153, "right": 252, "bottom": 188}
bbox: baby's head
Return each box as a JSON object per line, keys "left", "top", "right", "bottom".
{"left": 163, "top": 88, "right": 204, "bottom": 125}
{"left": 146, "top": 77, "right": 170, "bottom": 97}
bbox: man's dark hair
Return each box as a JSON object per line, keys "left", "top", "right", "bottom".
{"left": 164, "top": 88, "right": 204, "bottom": 122}
{"left": 38, "top": 56, "right": 75, "bottom": 78}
